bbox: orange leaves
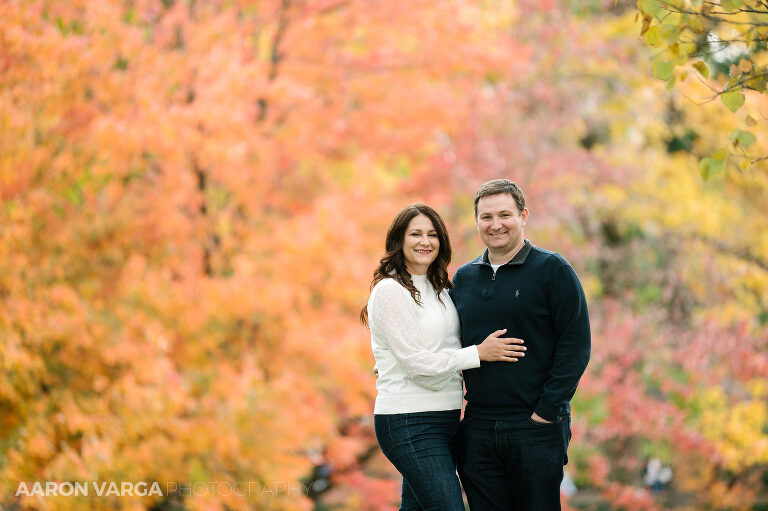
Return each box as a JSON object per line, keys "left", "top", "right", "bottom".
{"left": 0, "top": 0, "right": 553, "bottom": 507}
{"left": 601, "top": 483, "right": 661, "bottom": 511}
{"left": 15, "top": 0, "right": 768, "bottom": 509}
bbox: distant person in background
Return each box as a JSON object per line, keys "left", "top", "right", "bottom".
{"left": 643, "top": 457, "right": 672, "bottom": 494}
{"left": 361, "top": 203, "right": 526, "bottom": 511}
{"left": 451, "top": 179, "right": 591, "bottom": 511}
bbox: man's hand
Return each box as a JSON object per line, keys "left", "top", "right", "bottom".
{"left": 530, "top": 411, "right": 552, "bottom": 424}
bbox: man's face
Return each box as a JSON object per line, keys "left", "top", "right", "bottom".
{"left": 475, "top": 193, "right": 528, "bottom": 253}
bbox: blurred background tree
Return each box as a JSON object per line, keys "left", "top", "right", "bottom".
{"left": 1, "top": 0, "right": 766, "bottom": 510}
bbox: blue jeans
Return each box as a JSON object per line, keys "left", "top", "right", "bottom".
{"left": 374, "top": 410, "right": 464, "bottom": 511}
{"left": 457, "top": 413, "right": 571, "bottom": 511}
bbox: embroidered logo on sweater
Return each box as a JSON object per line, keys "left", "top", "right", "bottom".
{"left": 515, "top": 289, "right": 520, "bottom": 297}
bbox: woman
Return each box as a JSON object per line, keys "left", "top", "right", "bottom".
{"left": 360, "top": 203, "right": 526, "bottom": 511}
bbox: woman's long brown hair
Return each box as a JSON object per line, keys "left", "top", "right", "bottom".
{"left": 360, "top": 203, "right": 453, "bottom": 327}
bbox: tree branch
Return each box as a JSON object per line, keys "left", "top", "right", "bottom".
{"left": 658, "top": 4, "right": 768, "bottom": 25}
{"left": 193, "top": 157, "right": 213, "bottom": 277}
{"left": 690, "top": 234, "right": 768, "bottom": 271}
{"left": 257, "top": 0, "right": 292, "bottom": 122}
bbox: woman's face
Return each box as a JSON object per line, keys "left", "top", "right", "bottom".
{"left": 402, "top": 214, "right": 439, "bottom": 275}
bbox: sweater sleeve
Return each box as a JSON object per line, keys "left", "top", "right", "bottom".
{"left": 369, "top": 280, "right": 480, "bottom": 391}
{"left": 534, "top": 262, "right": 591, "bottom": 422}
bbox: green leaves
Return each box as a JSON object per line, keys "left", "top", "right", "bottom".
{"left": 699, "top": 154, "right": 727, "bottom": 179}
{"left": 638, "top": 0, "right": 662, "bottom": 17}
{"left": 666, "top": 75, "right": 677, "bottom": 90}
{"left": 729, "top": 129, "right": 757, "bottom": 149}
{"left": 635, "top": 0, "right": 767, "bottom": 182}
{"left": 720, "top": 0, "right": 743, "bottom": 11}
{"left": 697, "top": 89, "right": 757, "bottom": 179}
{"left": 653, "top": 60, "right": 674, "bottom": 81}
{"left": 659, "top": 24, "right": 680, "bottom": 44}
{"left": 721, "top": 90, "right": 745, "bottom": 112}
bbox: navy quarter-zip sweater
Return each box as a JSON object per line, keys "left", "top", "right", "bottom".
{"left": 450, "top": 240, "right": 591, "bottom": 422}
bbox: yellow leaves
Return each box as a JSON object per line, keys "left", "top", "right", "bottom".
{"left": 685, "top": 12, "right": 708, "bottom": 34}
{"left": 699, "top": 386, "right": 728, "bottom": 409}
{"left": 692, "top": 60, "right": 710, "bottom": 79}
{"left": 597, "top": 84, "right": 767, "bottom": 324}
{"left": 698, "top": 383, "right": 768, "bottom": 470}
{"left": 643, "top": 26, "right": 663, "bottom": 46}
{"left": 2, "top": 0, "right": 762, "bottom": 508}
{"left": 747, "top": 379, "right": 768, "bottom": 398}
{"left": 670, "top": 41, "right": 696, "bottom": 60}
{"left": 720, "top": 0, "right": 744, "bottom": 11}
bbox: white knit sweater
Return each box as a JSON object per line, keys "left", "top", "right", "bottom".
{"left": 368, "top": 274, "right": 480, "bottom": 414}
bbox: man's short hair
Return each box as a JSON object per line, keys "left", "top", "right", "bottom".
{"left": 474, "top": 179, "right": 526, "bottom": 215}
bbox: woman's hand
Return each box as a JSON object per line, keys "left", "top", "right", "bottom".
{"left": 476, "top": 329, "right": 526, "bottom": 362}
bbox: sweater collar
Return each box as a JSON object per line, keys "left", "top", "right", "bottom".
{"left": 472, "top": 239, "right": 533, "bottom": 267}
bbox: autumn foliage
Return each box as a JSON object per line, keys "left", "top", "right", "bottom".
{"left": 1, "top": 0, "right": 767, "bottom": 510}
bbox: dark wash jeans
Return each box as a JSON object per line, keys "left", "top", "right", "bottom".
{"left": 374, "top": 409, "right": 464, "bottom": 511}
{"left": 457, "top": 413, "right": 571, "bottom": 511}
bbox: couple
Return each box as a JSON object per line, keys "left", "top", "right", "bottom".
{"left": 360, "top": 179, "right": 591, "bottom": 510}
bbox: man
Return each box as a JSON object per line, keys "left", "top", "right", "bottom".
{"left": 450, "top": 179, "right": 591, "bottom": 511}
